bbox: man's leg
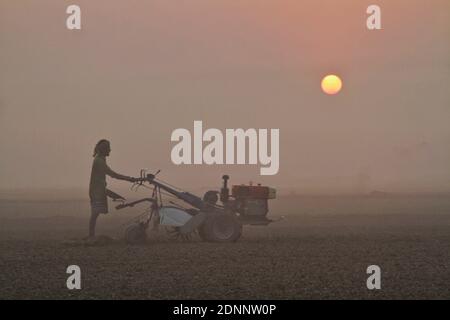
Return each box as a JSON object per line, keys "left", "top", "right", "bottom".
{"left": 89, "top": 209, "right": 100, "bottom": 238}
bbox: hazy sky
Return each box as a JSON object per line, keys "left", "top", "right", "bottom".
{"left": 1, "top": 0, "right": 449, "bottom": 194}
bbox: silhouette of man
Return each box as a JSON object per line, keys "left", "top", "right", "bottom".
{"left": 88, "top": 139, "right": 136, "bottom": 238}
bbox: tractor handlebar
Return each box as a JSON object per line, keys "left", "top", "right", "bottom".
{"left": 130, "top": 169, "right": 161, "bottom": 184}
{"left": 115, "top": 198, "right": 156, "bottom": 210}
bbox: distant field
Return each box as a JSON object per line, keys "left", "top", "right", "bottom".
{"left": 0, "top": 196, "right": 449, "bottom": 299}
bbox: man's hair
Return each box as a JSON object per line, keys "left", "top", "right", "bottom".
{"left": 93, "top": 139, "right": 110, "bottom": 157}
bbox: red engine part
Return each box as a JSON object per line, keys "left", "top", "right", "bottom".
{"left": 232, "top": 185, "right": 270, "bottom": 199}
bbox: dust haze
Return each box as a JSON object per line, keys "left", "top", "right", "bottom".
{"left": 1, "top": 1, "right": 450, "bottom": 301}
{"left": 1, "top": 0, "right": 450, "bottom": 196}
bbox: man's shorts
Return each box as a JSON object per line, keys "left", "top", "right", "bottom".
{"left": 90, "top": 200, "right": 108, "bottom": 215}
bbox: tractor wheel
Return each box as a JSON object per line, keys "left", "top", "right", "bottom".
{"left": 199, "top": 214, "right": 242, "bottom": 242}
{"left": 125, "top": 223, "right": 147, "bottom": 245}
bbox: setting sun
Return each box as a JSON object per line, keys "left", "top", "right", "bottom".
{"left": 321, "top": 75, "right": 343, "bottom": 95}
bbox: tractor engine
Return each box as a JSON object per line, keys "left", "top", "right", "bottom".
{"left": 214, "top": 175, "right": 276, "bottom": 225}
{"left": 232, "top": 184, "right": 276, "bottom": 218}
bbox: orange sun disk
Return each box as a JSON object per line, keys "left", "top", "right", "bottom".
{"left": 321, "top": 75, "right": 343, "bottom": 95}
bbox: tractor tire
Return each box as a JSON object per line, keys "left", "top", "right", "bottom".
{"left": 125, "top": 223, "right": 147, "bottom": 245}
{"left": 199, "top": 213, "right": 242, "bottom": 242}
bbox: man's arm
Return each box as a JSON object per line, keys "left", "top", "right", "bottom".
{"left": 105, "top": 164, "right": 135, "bottom": 182}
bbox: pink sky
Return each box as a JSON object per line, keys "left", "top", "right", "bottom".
{"left": 1, "top": 0, "right": 449, "bottom": 194}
